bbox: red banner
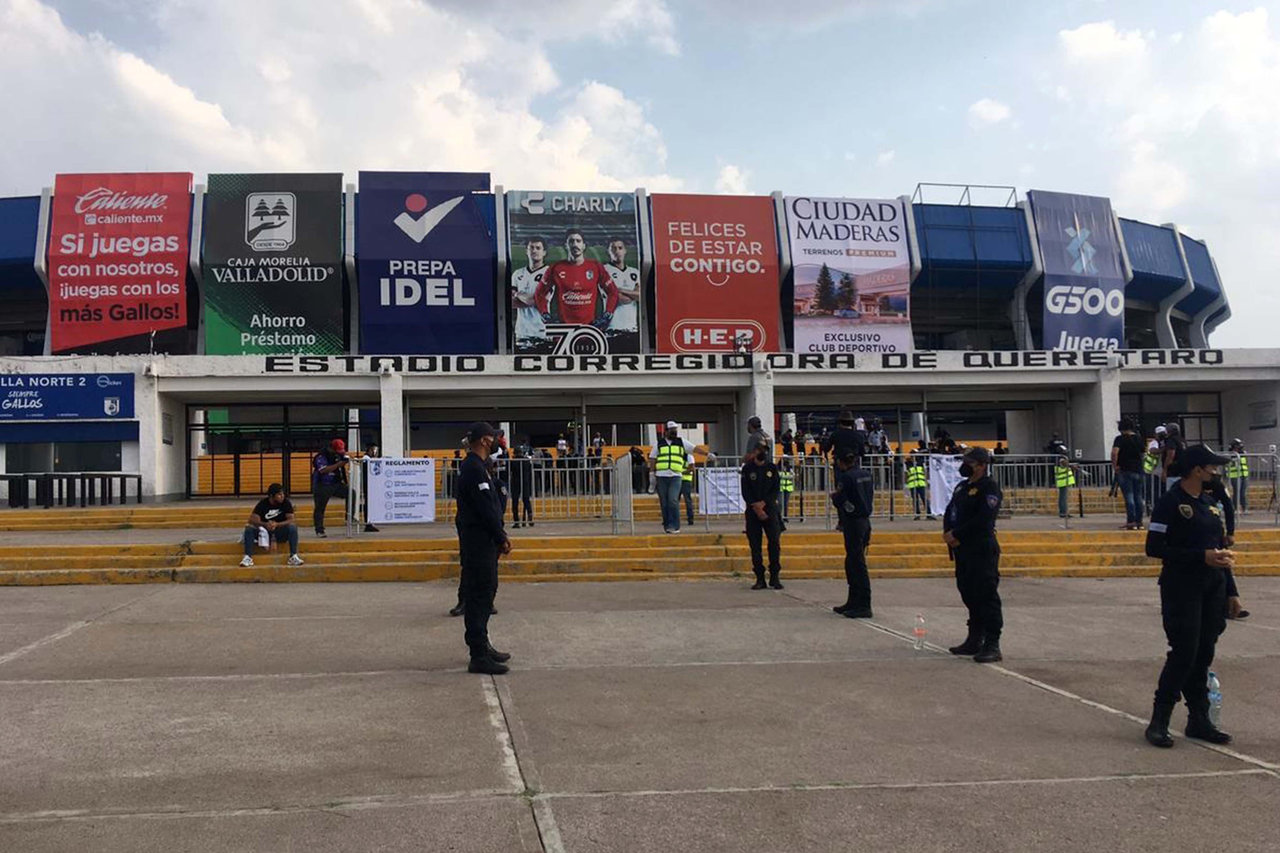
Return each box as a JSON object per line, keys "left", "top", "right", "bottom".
{"left": 48, "top": 172, "right": 193, "bottom": 354}
{"left": 651, "top": 194, "right": 780, "bottom": 353}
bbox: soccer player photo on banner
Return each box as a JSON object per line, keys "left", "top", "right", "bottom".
{"left": 784, "top": 196, "right": 912, "bottom": 354}
{"left": 47, "top": 172, "right": 193, "bottom": 355}
{"left": 202, "top": 173, "right": 344, "bottom": 355}
{"left": 505, "top": 191, "right": 641, "bottom": 355}
{"left": 650, "top": 194, "right": 780, "bottom": 353}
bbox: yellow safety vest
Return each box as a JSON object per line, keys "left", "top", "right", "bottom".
{"left": 906, "top": 464, "right": 927, "bottom": 489}
{"left": 1142, "top": 453, "right": 1159, "bottom": 474}
{"left": 780, "top": 471, "right": 794, "bottom": 493}
{"left": 682, "top": 453, "right": 694, "bottom": 483}
{"left": 1055, "top": 465, "right": 1076, "bottom": 488}
{"left": 655, "top": 441, "right": 686, "bottom": 474}
{"left": 1226, "top": 455, "right": 1250, "bottom": 478}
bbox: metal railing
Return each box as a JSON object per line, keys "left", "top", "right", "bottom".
{"left": 2, "top": 472, "right": 143, "bottom": 509}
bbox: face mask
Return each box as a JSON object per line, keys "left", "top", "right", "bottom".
{"left": 1206, "top": 470, "right": 1222, "bottom": 486}
{"left": 959, "top": 462, "right": 975, "bottom": 478}
{"left": 666, "top": 431, "right": 677, "bottom": 440}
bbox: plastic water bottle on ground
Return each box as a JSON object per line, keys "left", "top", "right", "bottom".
{"left": 913, "top": 613, "right": 927, "bottom": 650}
{"left": 1208, "top": 671, "right": 1222, "bottom": 726}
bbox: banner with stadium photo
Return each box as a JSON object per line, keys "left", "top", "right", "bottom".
{"left": 202, "top": 173, "right": 344, "bottom": 354}
{"left": 47, "top": 172, "right": 194, "bottom": 354}
{"left": 357, "top": 171, "right": 497, "bottom": 354}
{"left": 505, "top": 190, "right": 642, "bottom": 354}
{"left": 650, "top": 194, "right": 780, "bottom": 353}
{"left": 784, "top": 196, "right": 912, "bottom": 354}
{"left": 1028, "top": 190, "right": 1126, "bottom": 351}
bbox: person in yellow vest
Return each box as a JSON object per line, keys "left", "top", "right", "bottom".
{"left": 779, "top": 458, "right": 795, "bottom": 521}
{"left": 680, "top": 448, "right": 696, "bottom": 526}
{"left": 1226, "top": 438, "right": 1250, "bottom": 514}
{"left": 648, "top": 421, "right": 695, "bottom": 534}
{"left": 1143, "top": 437, "right": 1162, "bottom": 517}
{"left": 906, "top": 445, "right": 929, "bottom": 520}
{"left": 1055, "top": 455, "right": 1079, "bottom": 518}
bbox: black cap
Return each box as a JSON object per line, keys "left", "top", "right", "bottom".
{"left": 466, "top": 421, "right": 497, "bottom": 443}
{"left": 267, "top": 482, "right": 285, "bottom": 496}
{"left": 1181, "top": 444, "right": 1229, "bottom": 470}
{"left": 962, "top": 446, "right": 992, "bottom": 465}
{"left": 837, "top": 450, "right": 858, "bottom": 464}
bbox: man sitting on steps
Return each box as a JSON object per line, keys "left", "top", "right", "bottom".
{"left": 240, "top": 483, "right": 304, "bottom": 568}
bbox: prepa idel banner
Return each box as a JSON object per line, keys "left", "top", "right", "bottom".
{"left": 651, "top": 194, "right": 780, "bottom": 353}
{"left": 1028, "top": 190, "right": 1125, "bottom": 351}
{"left": 48, "top": 172, "right": 193, "bottom": 354}
{"left": 784, "top": 197, "right": 912, "bottom": 354}
{"left": 202, "top": 173, "right": 343, "bottom": 354}
{"left": 505, "top": 191, "right": 641, "bottom": 354}
{"left": 357, "top": 172, "right": 496, "bottom": 354}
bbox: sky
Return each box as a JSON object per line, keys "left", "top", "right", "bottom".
{"left": 1, "top": 0, "right": 1276, "bottom": 345}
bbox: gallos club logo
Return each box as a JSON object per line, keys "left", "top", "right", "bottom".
{"left": 103, "top": 397, "right": 120, "bottom": 416}
{"left": 245, "top": 192, "right": 296, "bottom": 251}
{"left": 394, "top": 193, "right": 465, "bottom": 243}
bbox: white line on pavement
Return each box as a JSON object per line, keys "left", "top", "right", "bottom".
{"left": 481, "top": 677, "right": 526, "bottom": 794}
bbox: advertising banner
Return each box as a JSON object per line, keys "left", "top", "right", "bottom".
{"left": 357, "top": 172, "right": 496, "bottom": 353}
{"left": 784, "top": 196, "right": 912, "bottom": 354}
{"left": 365, "top": 457, "right": 436, "bottom": 523}
{"left": 0, "top": 373, "right": 133, "bottom": 421}
{"left": 505, "top": 191, "right": 641, "bottom": 354}
{"left": 202, "top": 173, "right": 344, "bottom": 354}
{"left": 1028, "top": 190, "right": 1126, "bottom": 351}
{"left": 650, "top": 194, "right": 780, "bottom": 353}
{"left": 47, "top": 172, "right": 193, "bottom": 354}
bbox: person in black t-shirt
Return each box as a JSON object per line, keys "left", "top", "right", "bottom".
{"left": 241, "top": 483, "right": 303, "bottom": 567}
{"left": 1111, "top": 418, "right": 1147, "bottom": 530}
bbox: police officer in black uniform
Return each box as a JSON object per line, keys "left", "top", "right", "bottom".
{"left": 1143, "top": 444, "right": 1240, "bottom": 747}
{"left": 943, "top": 446, "right": 1004, "bottom": 663}
{"left": 740, "top": 438, "right": 784, "bottom": 590}
{"left": 455, "top": 422, "right": 513, "bottom": 675}
{"left": 831, "top": 450, "right": 875, "bottom": 618}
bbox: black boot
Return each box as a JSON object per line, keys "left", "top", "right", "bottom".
{"left": 1185, "top": 706, "right": 1232, "bottom": 744}
{"left": 751, "top": 571, "right": 767, "bottom": 590}
{"left": 486, "top": 644, "right": 511, "bottom": 663}
{"left": 1145, "top": 701, "right": 1175, "bottom": 748}
{"left": 948, "top": 627, "right": 983, "bottom": 656}
{"left": 468, "top": 656, "right": 509, "bottom": 675}
{"left": 768, "top": 571, "right": 784, "bottom": 590}
{"left": 973, "top": 636, "right": 1002, "bottom": 663}
{"left": 448, "top": 603, "right": 464, "bottom": 617}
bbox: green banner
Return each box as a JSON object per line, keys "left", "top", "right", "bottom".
{"left": 202, "top": 173, "right": 344, "bottom": 354}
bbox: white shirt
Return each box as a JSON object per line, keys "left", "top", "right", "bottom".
{"left": 649, "top": 437, "right": 696, "bottom": 477}
{"left": 605, "top": 263, "right": 640, "bottom": 332}
{"left": 512, "top": 265, "right": 547, "bottom": 342}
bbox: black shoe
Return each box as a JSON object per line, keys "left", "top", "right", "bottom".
{"left": 512, "top": 521, "right": 522, "bottom": 529}
{"left": 751, "top": 578, "right": 767, "bottom": 590}
{"left": 1145, "top": 702, "right": 1175, "bottom": 748}
{"left": 842, "top": 608, "right": 874, "bottom": 619}
{"left": 364, "top": 524, "right": 380, "bottom": 533}
{"left": 490, "top": 606, "right": 498, "bottom": 615}
{"left": 528, "top": 521, "right": 535, "bottom": 527}
{"left": 468, "top": 656, "right": 509, "bottom": 675}
{"left": 1186, "top": 711, "right": 1233, "bottom": 744}
{"left": 948, "top": 632, "right": 984, "bottom": 656}
{"left": 973, "top": 638, "right": 1002, "bottom": 663}
{"left": 833, "top": 603, "right": 852, "bottom": 614}
{"left": 769, "top": 575, "right": 784, "bottom": 590}
{"left": 486, "top": 645, "right": 511, "bottom": 663}
{"left": 315, "top": 530, "right": 327, "bottom": 538}
{"left": 449, "top": 604, "right": 464, "bottom": 617}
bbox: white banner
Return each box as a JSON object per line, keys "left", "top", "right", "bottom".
{"left": 699, "top": 467, "right": 745, "bottom": 515}
{"left": 784, "top": 196, "right": 913, "bottom": 354}
{"left": 929, "top": 455, "right": 963, "bottom": 518}
{"left": 365, "top": 457, "right": 436, "bottom": 524}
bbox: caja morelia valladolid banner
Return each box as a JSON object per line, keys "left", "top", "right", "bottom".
{"left": 202, "top": 173, "right": 344, "bottom": 355}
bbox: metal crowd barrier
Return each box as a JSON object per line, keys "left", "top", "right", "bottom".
{"left": 2, "top": 472, "right": 143, "bottom": 509}
{"left": 435, "top": 455, "right": 620, "bottom": 524}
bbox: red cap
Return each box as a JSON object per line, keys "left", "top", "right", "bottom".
{"left": 330, "top": 439, "right": 346, "bottom": 452}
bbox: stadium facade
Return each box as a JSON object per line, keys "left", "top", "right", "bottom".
{"left": 0, "top": 171, "right": 1272, "bottom": 501}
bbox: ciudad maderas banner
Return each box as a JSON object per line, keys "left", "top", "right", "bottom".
{"left": 202, "top": 173, "right": 343, "bottom": 354}
{"left": 1028, "top": 190, "right": 1125, "bottom": 351}
{"left": 357, "top": 172, "right": 496, "bottom": 354}
{"left": 651, "top": 194, "right": 779, "bottom": 353}
{"left": 784, "top": 196, "right": 912, "bottom": 354}
{"left": 47, "top": 172, "right": 193, "bottom": 354}
{"left": 506, "top": 191, "right": 641, "bottom": 354}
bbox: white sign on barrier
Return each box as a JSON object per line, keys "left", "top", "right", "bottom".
{"left": 700, "top": 467, "right": 745, "bottom": 515}
{"left": 365, "top": 457, "right": 436, "bottom": 524}
{"left": 929, "top": 455, "right": 963, "bottom": 518}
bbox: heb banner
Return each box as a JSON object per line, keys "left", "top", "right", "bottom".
{"left": 48, "top": 172, "right": 193, "bottom": 355}
{"left": 365, "top": 457, "right": 435, "bottom": 523}
{"left": 357, "top": 172, "right": 496, "bottom": 354}
{"left": 202, "top": 173, "right": 343, "bottom": 354}
{"left": 784, "top": 196, "right": 912, "bottom": 354}
{"left": 505, "top": 191, "right": 641, "bottom": 354}
{"left": 651, "top": 194, "right": 780, "bottom": 353}
{"left": 0, "top": 373, "right": 133, "bottom": 421}
{"left": 1028, "top": 190, "right": 1126, "bottom": 351}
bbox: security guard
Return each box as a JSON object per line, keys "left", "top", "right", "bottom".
{"left": 831, "top": 450, "right": 874, "bottom": 618}
{"left": 1226, "top": 439, "right": 1250, "bottom": 514}
{"left": 740, "top": 438, "right": 784, "bottom": 590}
{"left": 779, "top": 461, "right": 795, "bottom": 521}
{"left": 906, "top": 451, "right": 929, "bottom": 520}
{"left": 680, "top": 447, "right": 696, "bottom": 526}
{"left": 1144, "top": 445, "right": 1241, "bottom": 747}
{"left": 1054, "top": 456, "right": 1078, "bottom": 518}
{"left": 942, "top": 446, "right": 1004, "bottom": 663}
{"left": 455, "top": 422, "right": 513, "bottom": 675}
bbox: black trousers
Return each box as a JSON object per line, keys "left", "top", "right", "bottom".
{"left": 313, "top": 482, "right": 349, "bottom": 532}
{"left": 1155, "top": 569, "right": 1227, "bottom": 709}
{"left": 842, "top": 517, "right": 872, "bottom": 608}
{"left": 745, "top": 511, "right": 782, "bottom": 578}
{"left": 511, "top": 486, "right": 532, "bottom": 522}
{"left": 458, "top": 533, "right": 499, "bottom": 659}
{"left": 955, "top": 543, "right": 1002, "bottom": 640}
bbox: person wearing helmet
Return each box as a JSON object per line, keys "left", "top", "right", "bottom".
{"left": 311, "top": 438, "right": 351, "bottom": 538}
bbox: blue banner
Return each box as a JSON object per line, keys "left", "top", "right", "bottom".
{"left": 0, "top": 373, "right": 134, "bottom": 420}
{"left": 356, "top": 172, "right": 497, "bottom": 353}
{"left": 1028, "top": 190, "right": 1126, "bottom": 351}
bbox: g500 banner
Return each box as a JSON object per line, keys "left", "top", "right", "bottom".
{"left": 505, "top": 191, "right": 641, "bottom": 354}
{"left": 47, "top": 172, "right": 193, "bottom": 354}
{"left": 202, "top": 173, "right": 344, "bottom": 354}
{"left": 1028, "top": 190, "right": 1126, "bottom": 351}
{"left": 784, "top": 196, "right": 912, "bottom": 354}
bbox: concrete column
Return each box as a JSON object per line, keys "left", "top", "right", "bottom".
{"left": 1069, "top": 368, "right": 1121, "bottom": 460}
{"left": 379, "top": 371, "right": 406, "bottom": 458}
{"left": 135, "top": 365, "right": 160, "bottom": 497}
{"left": 733, "top": 355, "right": 776, "bottom": 456}
{"left": 1004, "top": 410, "right": 1036, "bottom": 455}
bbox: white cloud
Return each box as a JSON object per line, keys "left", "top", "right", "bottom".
{"left": 1059, "top": 20, "right": 1148, "bottom": 64}
{"left": 968, "top": 97, "right": 1011, "bottom": 127}
{"left": 713, "top": 163, "right": 749, "bottom": 194}
{"left": 876, "top": 149, "right": 896, "bottom": 167}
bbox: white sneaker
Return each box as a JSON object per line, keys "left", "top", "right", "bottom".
{"left": 287, "top": 554, "right": 305, "bottom": 566}
{"left": 239, "top": 556, "right": 254, "bottom": 567}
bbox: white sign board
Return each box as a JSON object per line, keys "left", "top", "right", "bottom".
{"left": 699, "top": 467, "right": 745, "bottom": 515}
{"left": 929, "top": 455, "right": 963, "bottom": 518}
{"left": 365, "top": 457, "right": 436, "bottom": 524}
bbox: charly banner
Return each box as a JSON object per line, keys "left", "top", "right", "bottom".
{"left": 505, "top": 191, "right": 642, "bottom": 355}
{"left": 357, "top": 172, "right": 497, "bottom": 354}
{"left": 47, "top": 172, "right": 193, "bottom": 354}
{"left": 202, "top": 173, "right": 344, "bottom": 354}
{"left": 784, "top": 196, "right": 912, "bottom": 354}
{"left": 1028, "top": 190, "right": 1126, "bottom": 351}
